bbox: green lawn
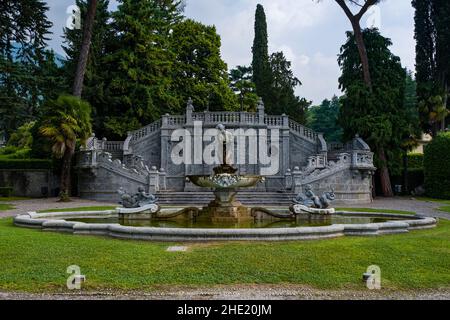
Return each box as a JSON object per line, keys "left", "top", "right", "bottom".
{"left": 416, "top": 197, "right": 450, "bottom": 205}
{"left": 0, "top": 217, "right": 448, "bottom": 292}
{"left": 336, "top": 208, "right": 416, "bottom": 215}
{"left": 0, "top": 204, "right": 14, "bottom": 211}
{"left": 38, "top": 206, "right": 117, "bottom": 213}
{"left": 439, "top": 206, "right": 450, "bottom": 213}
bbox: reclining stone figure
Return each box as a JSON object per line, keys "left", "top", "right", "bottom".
{"left": 118, "top": 187, "right": 158, "bottom": 208}
{"left": 293, "top": 185, "right": 335, "bottom": 209}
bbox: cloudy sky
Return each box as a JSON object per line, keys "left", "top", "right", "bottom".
{"left": 46, "top": 0, "right": 416, "bottom": 105}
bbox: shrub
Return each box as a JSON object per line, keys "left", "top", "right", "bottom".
{"left": 407, "top": 153, "right": 424, "bottom": 169}
{"left": 0, "top": 159, "right": 53, "bottom": 170}
{"left": 0, "top": 146, "right": 20, "bottom": 156}
{"left": 424, "top": 132, "right": 450, "bottom": 199}
{"left": 0, "top": 187, "right": 13, "bottom": 197}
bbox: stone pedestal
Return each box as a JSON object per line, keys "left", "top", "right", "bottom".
{"left": 203, "top": 189, "right": 252, "bottom": 222}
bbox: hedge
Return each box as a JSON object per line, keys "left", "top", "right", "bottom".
{"left": 0, "top": 187, "right": 13, "bottom": 197}
{"left": 407, "top": 153, "right": 424, "bottom": 169}
{"left": 0, "top": 159, "right": 53, "bottom": 170}
{"left": 424, "top": 132, "right": 450, "bottom": 199}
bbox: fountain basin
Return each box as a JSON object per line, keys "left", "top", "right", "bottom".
{"left": 14, "top": 209, "right": 437, "bottom": 241}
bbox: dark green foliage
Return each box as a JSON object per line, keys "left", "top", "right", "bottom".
{"left": 307, "top": 96, "right": 343, "bottom": 142}
{"left": 229, "top": 66, "right": 258, "bottom": 112}
{"left": 424, "top": 132, "right": 450, "bottom": 199}
{"left": 0, "top": 187, "right": 13, "bottom": 197}
{"left": 252, "top": 4, "right": 271, "bottom": 104}
{"left": 0, "top": 0, "right": 64, "bottom": 137}
{"left": 338, "top": 29, "right": 416, "bottom": 173}
{"left": 0, "top": 159, "right": 53, "bottom": 170}
{"left": 170, "top": 19, "right": 237, "bottom": 112}
{"left": 265, "top": 52, "right": 310, "bottom": 123}
{"left": 408, "top": 153, "right": 424, "bottom": 169}
{"left": 250, "top": 5, "right": 310, "bottom": 122}
{"left": 391, "top": 168, "right": 424, "bottom": 194}
{"left": 412, "top": 0, "right": 449, "bottom": 135}
{"left": 62, "top": 0, "right": 114, "bottom": 138}
{"left": 100, "top": 0, "right": 182, "bottom": 138}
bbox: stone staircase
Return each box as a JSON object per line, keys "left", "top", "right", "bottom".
{"left": 156, "top": 191, "right": 296, "bottom": 206}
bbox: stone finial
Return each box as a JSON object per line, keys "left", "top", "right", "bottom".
{"left": 257, "top": 97, "right": 264, "bottom": 110}
{"left": 186, "top": 97, "right": 194, "bottom": 111}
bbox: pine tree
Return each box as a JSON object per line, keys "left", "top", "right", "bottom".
{"left": 73, "top": 0, "right": 98, "bottom": 98}
{"left": 170, "top": 19, "right": 237, "bottom": 112}
{"left": 229, "top": 66, "right": 258, "bottom": 112}
{"left": 252, "top": 4, "right": 272, "bottom": 106}
{"left": 265, "top": 52, "right": 310, "bottom": 123}
{"left": 338, "top": 29, "right": 417, "bottom": 196}
{"left": 102, "top": 0, "right": 183, "bottom": 138}
{"left": 63, "top": 0, "right": 113, "bottom": 137}
{"left": 0, "top": 0, "right": 56, "bottom": 137}
{"left": 308, "top": 96, "right": 343, "bottom": 142}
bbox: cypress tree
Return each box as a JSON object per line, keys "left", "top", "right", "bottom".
{"left": 251, "top": 4, "right": 271, "bottom": 106}
{"left": 412, "top": 0, "right": 449, "bottom": 135}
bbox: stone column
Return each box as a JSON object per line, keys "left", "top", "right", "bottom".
{"left": 281, "top": 113, "right": 290, "bottom": 177}
{"left": 148, "top": 166, "right": 160, "bottom": 193}
{"left": 292, "top": 166, "right": 303, "bottom": 194}
{"left": 159, "top": 168, "right": 167, "bottom": 191}
{"left": 285, "top": 169, "right": 293, "bottom": 190}
{"left": 160, "top": 114, "right": 171, "bottom": 173}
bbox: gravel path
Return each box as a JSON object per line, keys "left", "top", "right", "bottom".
{"left": 344, "top": 196, "right": 450, "bottom": 219}
{"left": 0, "top": 286, "right": 449, "bottom": 300}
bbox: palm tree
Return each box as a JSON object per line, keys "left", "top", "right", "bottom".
{"left": 40, "top": 95, "right": 92, "bottom": 201}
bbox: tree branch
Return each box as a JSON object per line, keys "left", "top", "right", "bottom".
{"left": 355, "top": 0, "right": 378, "bottom": 21}
{"left": 335, "top": 0, "right": 355, "bottom": 22}
{"left": 335, "top": 0, "right": 379, "bottom": 23}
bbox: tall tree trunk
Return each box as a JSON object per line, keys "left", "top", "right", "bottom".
{"left": 335, "top": 0, "right": 377, "bottom": 88}
{"left": 60, "top": 148, "right": 74, "bottom": 201}
{"left": 352, "top": 22, "right": 372, "bottom": 88}
{"left": 73, "top": 0, "right": 97, "bottom": 98}
{"left": 335, "top": 0, "right": 395, "bottom": 197}
{"left": 378, "top": 146, "right": 393, "bottom": 197}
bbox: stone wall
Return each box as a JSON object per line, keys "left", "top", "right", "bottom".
{"left": 0, "top": 169, "right": 59, "bottom": 197}
{"left": 76, "top": 104, "right": 375, "bottom": 204}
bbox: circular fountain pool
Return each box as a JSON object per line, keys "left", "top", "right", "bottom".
{"left": 14, "top": 208, "right": 437, "bottom": 241}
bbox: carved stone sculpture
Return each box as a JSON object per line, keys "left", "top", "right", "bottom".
{"left": 118, "top": 187, "right": 158, "bottom": 208}
{"left": 293, "top": 185, "right": 335, "bottom": 209}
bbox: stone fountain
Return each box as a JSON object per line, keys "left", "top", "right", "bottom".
{"left": 188, "top": 124, "right": 264, "bottom": 222}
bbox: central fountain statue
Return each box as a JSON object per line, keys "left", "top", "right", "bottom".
{"left": 188, "top": 124, "right": 264, "bottom": 222}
